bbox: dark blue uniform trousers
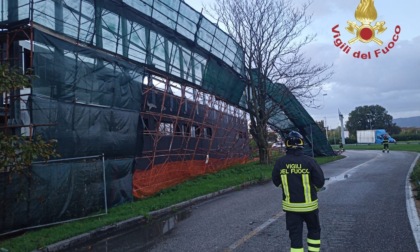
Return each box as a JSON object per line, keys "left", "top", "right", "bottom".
{"left": 286, "top": 209, "right": 321, "bottom": 251}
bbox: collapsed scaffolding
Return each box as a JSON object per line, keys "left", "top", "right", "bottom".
{"left": 0, "top": 0, "right": 332, "bottom": 234}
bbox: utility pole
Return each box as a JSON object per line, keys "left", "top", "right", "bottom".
{"left": 324, "top": 117, "right": 328, "bottom": 140}
{"left": 339, "top": 109, "right": 345, "bottom": 145}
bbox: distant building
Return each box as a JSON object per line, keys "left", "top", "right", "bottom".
{"left": 344, "top": 130, "right": 350, "bottom": 138}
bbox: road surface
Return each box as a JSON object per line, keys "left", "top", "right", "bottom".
{"left": 65, "top": 150, "right": 420, "bottom": 252}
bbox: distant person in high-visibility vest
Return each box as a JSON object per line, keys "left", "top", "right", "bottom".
{"left": 383, "top": 135, "right": 390, "bottom": 153}
{"left": 339, "top": 141, "right": 344, "bottom": 152}
{"left": 272, "top": 131, "right": 325, "bottom": 252}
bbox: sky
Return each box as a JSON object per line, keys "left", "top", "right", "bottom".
{"left": 185, "top": 0, "right": 420, "bottom": 129}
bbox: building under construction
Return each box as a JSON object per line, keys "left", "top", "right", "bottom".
{"left": 0, "top": 0, "right": 334, "bottom": 234}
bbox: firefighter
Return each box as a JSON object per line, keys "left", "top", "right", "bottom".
{"left": 339, "top": 141, "right": 344, "bottom": 153}
{"left": 382, "top": 135, "right": 390, "bottom": 153}
{"left": 272, "top": 131, "right": 325, "bottom": 252}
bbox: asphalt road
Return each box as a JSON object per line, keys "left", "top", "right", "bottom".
{"left": 63, "top": 150, "right": 420, "bottom": 252}
{"left": 146, "top": 150, "right": 419, "bottom": 252}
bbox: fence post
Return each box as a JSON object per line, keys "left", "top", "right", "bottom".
{"left": 102, "top": 153, "right": 108, "bottom": 214}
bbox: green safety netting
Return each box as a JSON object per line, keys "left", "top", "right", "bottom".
{"left": 253, "top": 71, "right": 335, "bottom": 157}
{"left": 31, "top": 30, "right": 144, "bottom": 158}
{"left": 268, "top": 84, "right": 335, "bottom": 157}
{"left": 0, "top": 0, "right": 245, "bottom": 104}
{"left": 0, "top": 0, "right": 333, "bottom": 234}
{"left": 0, "top": 0, "right": 248, "bottom": 233}
{"left": 0, "top": 157, "right": 133, "bottom": 234}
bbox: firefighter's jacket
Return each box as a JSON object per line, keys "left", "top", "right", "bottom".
{"left": 272, "top": 149, "right": 325, "bottom": 213}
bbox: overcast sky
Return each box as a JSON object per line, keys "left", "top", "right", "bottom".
{"left": 185, "top": 0, "right": 420, "bottom": 128}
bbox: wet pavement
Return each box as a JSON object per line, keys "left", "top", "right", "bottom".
{"left": 62, "top": 210, "right": 192, "bottom": 252}
{"left": 45, "top": 150, "right": 420, "bottom": 252}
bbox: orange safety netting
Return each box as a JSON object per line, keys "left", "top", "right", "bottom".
{"left": 132, "top": 157, "right": 248, "bottom": 198}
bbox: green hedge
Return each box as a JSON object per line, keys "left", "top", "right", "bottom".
{"left": 392, "top": 134, "right": 420, "bottom": 142}
{"left": 410, "top": 160, "right": 420, "bottom": 200}
{"left": 328, "top": 138, "right": 357, "bottom": 145}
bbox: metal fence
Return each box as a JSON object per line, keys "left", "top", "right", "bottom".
{"left": 0, "top": 154, "right": 108, "bottom": 236}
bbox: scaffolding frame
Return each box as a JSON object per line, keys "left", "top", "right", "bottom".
{"left": 133, "top": 69, "right": 250, "bottom": 198}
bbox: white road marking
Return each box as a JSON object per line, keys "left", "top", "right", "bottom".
{"left": 225, "top": 211, "right": 285, "bottom": 251}
{"left": 406, "top": 153, "right": 420, "bottom": 252}
{"left": 323, "top": 152, "right": 382, "bottom": 186}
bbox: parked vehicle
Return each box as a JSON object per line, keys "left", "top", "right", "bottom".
{"left": 272, "top": 141, "right": 285, "bottom": 148}
{"left": 356, "top": 129, "right": 396, "bottom": 144}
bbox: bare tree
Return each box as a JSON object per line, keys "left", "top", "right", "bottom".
{"left": 209, "top": 0, "right": 332, "bottom": 163}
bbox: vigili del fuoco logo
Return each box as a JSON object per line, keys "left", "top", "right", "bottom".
{"left": 331, "top": 0, "right": 401, "bottom": 59}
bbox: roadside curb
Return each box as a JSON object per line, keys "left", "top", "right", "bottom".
{"left": 36, "top": 180, "right": 265, "bottom": 252}
{"left": 406, "top": 153, "right": 420, "bottom": 252}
